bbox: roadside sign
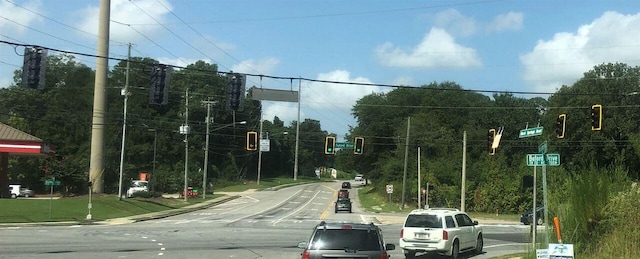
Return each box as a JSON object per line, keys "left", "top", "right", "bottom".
{"left": 548, "top": 243, "right": 574, "bottom": 258}
{"left": 335, "top": 142, "right": 354, "bottom": 149}
{"left": 519, "top": 127, "right": 543, "bottom": 138}
{"left": 546, "top": 153, "right": 560, "bottom": 166}
{"left": 260, "top": 139, "right": 270, "bottom": 152}
{"left": 386, "top": 185, "right": 393, "bottom": 194}
{"left": 536, "top": 249, "right": 548, "bottom": 259}
{"left": 527, "top": 153, "right": 561, "bottom": 166}
{"left": 45, "top": 180, "right": 61, "bottom": 186}
{"left": 527, "top": 154, "right": 545, "bottom": 166}
{"left": 539, "top": 141, "right": 547, "bottom": 154}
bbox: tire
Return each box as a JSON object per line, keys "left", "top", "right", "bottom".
{"left": 24, "top": 193, "right": 30, "bottom": 198}
{"left": 537, "top": 217, "right": 544, "bottom": 225}
{"left": 11, "top": 193, "right": 17, "bottom": 199}
{"left": 475, "top": 234, "right": 484, "bottom": 254}
{"left": 450, "top": 240, "right": 459, "bottom": 259}
{"left": 404, "top": 250, "right": 416, "bottom": 259}
{"left": 349, "top": 209, "right": 352, "bottom": 213}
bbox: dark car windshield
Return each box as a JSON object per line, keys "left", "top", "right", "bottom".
{"left": 404, "top": 214, "right": 442, "bottom": 228}
{"left": 310, "top": 229, "right": 381, "bottom": 251}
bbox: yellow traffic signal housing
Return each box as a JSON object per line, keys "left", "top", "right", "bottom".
{"left": 556, "top": 113, "right": 567, "bottom": 139}
{"left": 354, "top": 137, "right": 364, "bottom": 155}
{"left": 591, "top": 104, "right": 602, "bottom": 131}
{"left": 246, "top": 131, "right": 258, "bottom": 151}
{"left": 324, "top": 136, "right": 336, "bottom": 155}
{"left": 488, "top": 129, "right": 496, "bottom": 155}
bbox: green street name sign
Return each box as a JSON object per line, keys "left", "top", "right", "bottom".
{"left": 526, "top": 153, "right": 560, "bottom": 166}
{"left": 335, "top": 142, "right": 354, "bottom": 149}
{"left": 519, "top": 127, "right": 544, "bottom": 138}
{"left": 45, "top": 180, "right": 61, "bottom": 186}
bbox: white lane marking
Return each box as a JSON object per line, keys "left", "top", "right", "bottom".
{"left": 272, "top": 189, "right": 322, "bottom": 226}
{"left": 68, "top": 225, "right": 82, "bottom": 228}
{"left": 484, "top": 243, "right": 526, "bottom": 248}
{"left": 228, "top": 189, "right": 304, "bottom": 224}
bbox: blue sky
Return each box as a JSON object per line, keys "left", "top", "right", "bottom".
{"left": 1, "top": 0, "right": 640, "bottom": 139}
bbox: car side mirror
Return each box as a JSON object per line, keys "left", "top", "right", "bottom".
{"left": 386, "top": 244, "right": 396, "bottom": 250}
{"left": 297, "top": 241, "right": 308, "bottom": 249}
{"left": 473, "top": 220, "right": 479, "bottom": 225}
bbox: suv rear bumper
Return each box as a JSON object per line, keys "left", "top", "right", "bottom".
{"left": 399, "top": 239, "right": 450, "bottom": 253}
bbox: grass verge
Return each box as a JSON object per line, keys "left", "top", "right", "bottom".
{"left": 0, "top": 194, "right": 221, "bottom": 223}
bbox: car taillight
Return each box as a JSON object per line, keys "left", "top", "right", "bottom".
{"left": 442, "top": 230, "right": 448, "bottom": 240}
{"left": 400, "top": 228, "right": 404, "bottom": 238}
{"left": 380, "top": 252, "right": 389, "bottom": 259}
{"left": 301, "top": 250, "right": 310, "bottom": 259}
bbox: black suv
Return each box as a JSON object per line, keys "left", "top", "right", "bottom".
{"left": 341, "top": 182, "right": 351, "bottom": 189}
{"left": 297, "top": 221, "right": 395, "bottom": 259}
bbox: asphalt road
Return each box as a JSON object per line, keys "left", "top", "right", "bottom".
{"left": 0, "top": 181, "right": 530, "bottom": 259}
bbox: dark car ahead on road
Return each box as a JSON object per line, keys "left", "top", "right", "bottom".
{"left": 335, "top": 197, "right": 352, "bottom": 213}
{"left": 341, "top": 182, "right": 351, "bottom": 189}
{"left": 520, "top": 206, "right": 545, "bottom": 225}
{"left": 297, "top": 221, "right": 395, "bottom": 259}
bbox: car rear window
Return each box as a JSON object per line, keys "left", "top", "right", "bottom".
{"left": 404, "top": 214, "right": 442, "bottom": 228}
{"left": 310, "top": 229, "right": 381, "bottom": 251}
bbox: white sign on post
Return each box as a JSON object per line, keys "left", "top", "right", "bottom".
{"left": 548, "top": 244, "right": 574, "bottom": 258}
{"left": 386, "top": 185, "right": 393, "bottom": 194}
{"left": 260, "top": 139, "right": 270, "bottom": 152}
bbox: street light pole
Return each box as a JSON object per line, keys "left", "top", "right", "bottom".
{"left": 117, "top": 43, "right": 131, "bottom": 201}
{"left": 202, "top": 101, "right": 213, "bottom": 199}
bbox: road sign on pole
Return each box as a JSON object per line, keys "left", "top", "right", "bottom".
{"left": 519, "top": 127, "right": 544, "bottom": 138}
{"left": 539, "top": 141, "right": 547, "bottom": 154}
{"left": 527, "top": 153, "right": 560, "bottom": 166}
{"left": 546, "top": 153, "right": 560, "bottom": 166}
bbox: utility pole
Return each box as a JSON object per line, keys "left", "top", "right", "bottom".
{"left": 293, "top": 79, "right": 301, "bottom": 181}
{"left": 257, "top": 107, "right": 264, "bottom": 185}
{"left": 89, "top": 0, "right": 110, "bottom": 193}
{"left": 202, "top": 99, "right": 216, "bottom": 199}
{"left": 461, "top": 131, "right": 467, "bottom": 211}
{"left": 117, "top": 43, "right": 131, "bottom": 201}
{"left": 401, "top": 117, "right": 410, "bottom": 210}
{"left": 183, "top": 89, "right": 189, "bottom": 202}
{"left": 417, "top": 144, "right": 421, "bottom": 209}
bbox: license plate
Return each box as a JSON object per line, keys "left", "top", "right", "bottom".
{"left": 415, "top": 232, "right": 429, "bottom": 239}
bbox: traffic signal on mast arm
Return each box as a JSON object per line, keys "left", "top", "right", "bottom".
{"left": 556, "top": 113, "right": 567, "bottom": 139}
{"left": 354, "top": 137, "right": 364, "bottom": 155}
{"left": 591, "top": 104, "right": 602, "bottom": 131}
{"left": 488, "top": 128, "right": 496, "bottom": 155}
{"left": 21, "top": 47, "right": 47, "bottom": 90}
{"left": 324, "top": 136, "right": 336, "bottom": 155}
{"left": 246, "top": 131, "right": 258, "bottom": 151}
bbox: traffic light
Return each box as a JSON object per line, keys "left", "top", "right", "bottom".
{"left": 246, "top": 131, "right": 258, "bottom": 151}
{"left": 149, "top": 64, "right": 171, "bottom": 105}
{"left": 354, "top": 137, "right": 364, "bottom": 155}
{"left": 226, "top": 73, "right": 246, "bottom": 111}
{"left": 21, "top": 47, "right": 47, "bottom": 90}
{"left": 591, "top": 104, "right": 602, "bottom": 131}
{"left": 488, "top": 128, "right": 496, "bottom": 155}
{"left": 324, "top": 136, "right": 336, "bottom": 155}
{"left": 556, "top": 113, "right": 567, "bottom": 139}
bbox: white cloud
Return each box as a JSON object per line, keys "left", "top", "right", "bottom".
{"left": 375, "top": 28, "right": 482, "bottom": 68}
{"left": 76, "top": 0, "right": 172, "bottom": 43}
{"left": 0, "top": 0, "right": 43, "bottom": 33}
{"left": 486, "top": 12, "right": 523, "bottom": 33}
{"left": 432, "top": 9, "right": 476, "bottom": 37}
{"left": 520, "top": 11, "right": 640, "bottom": 93}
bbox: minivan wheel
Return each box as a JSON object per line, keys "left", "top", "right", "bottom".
{"left": 404, "top": 250, "right": 416, "bottom": 258}
{"left": 451, "top": 240, "right": 459, "bottom": 259}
